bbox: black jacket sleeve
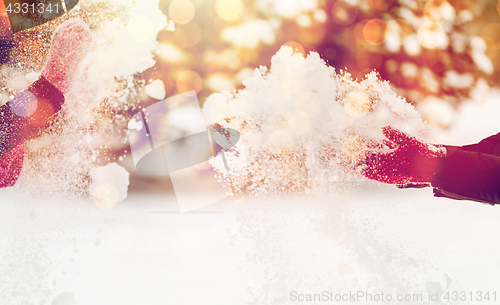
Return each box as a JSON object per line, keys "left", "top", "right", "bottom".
{"left": 0, "top": 76, "right": 64, "bottom": 159}
{"left": 432, "top": 132, "right": 500, "bottom": 205}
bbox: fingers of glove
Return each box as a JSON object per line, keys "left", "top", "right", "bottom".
{"left": 42, "top": 19, "right": 92, "bottom": 94}
{"left": 362, "top": 166, "right": 411, "bottom": 185}
{"left": 362, "top": 149, "right": 400, "bottom": 167}
{"left": 383, "top": 139, "right": 398, "bottom": 149}
{"left": 365, "top": 139, "right": 397, "bottom": 153}
{"left": 382, "top": 126, "right": 432, "bottom": 152}
{"left": 382, "top": 126, "right": 412, "bottom": 145}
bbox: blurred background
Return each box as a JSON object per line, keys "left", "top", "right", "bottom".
{"left": 124, "top": 0, "right": 500, "bottom": 193}
{"left": 143, "top": 0, "right": 500, "bottom": 130}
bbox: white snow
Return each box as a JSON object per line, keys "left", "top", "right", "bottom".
{"left": 24, "top": 72, "right": 40, "bottom": 86}
{"left": 203, "top": 46, "right": 429, "bottom": 196}
{"left": 145, "top": 79, "right": 166, "bottom": 100}
{"left": 89, "top": 162, "right": 130, "bottom": 203}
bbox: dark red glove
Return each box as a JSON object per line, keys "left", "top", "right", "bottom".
{"left": 361, "top": 126, "right": 446, "bottom": 185}
{"left": 0, "top": 144, "right": 24, "bottom": 188}
{"left": 0, "top": 19, "right": 91, "bottom": 188}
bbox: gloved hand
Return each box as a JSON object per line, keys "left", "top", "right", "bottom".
{"left": 361, "top": 126, "right": 446, "bottom": 185}
{"left": 41, "top": 19, "right": 92, "bottom": 94}
{"left": 0, "top": 19, "right": 92, "bottom": 188}
{"left": 0, "top": 145, "right": 24, "bottom": 188}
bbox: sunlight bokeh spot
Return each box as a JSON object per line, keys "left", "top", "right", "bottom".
{"left": 176, "top": 70, "right": 202, "bottom": 93}
{"left": 331, "top": 1, "right": 358, "bottom": 26}
{"left": 417, "top": 21, "right": 447, "bottom": 49}
{"left": 169, "top": 0, "right": 195, "bottom": 25}
{"left": 363, "top": 19, "right": 387, "bottom": 45}
{"left": 215, "top": 0, "right": 244, "bottom": 22}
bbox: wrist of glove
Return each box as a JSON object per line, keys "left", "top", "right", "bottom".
{"left": 361, "top": 126, "right": 446, "bottom": 185}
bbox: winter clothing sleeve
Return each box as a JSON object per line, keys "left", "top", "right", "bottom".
{"left": 432, "top": 132, "right": 500, "bottom": 205}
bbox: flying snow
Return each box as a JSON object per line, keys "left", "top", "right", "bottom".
{"left": 203, "top": 46, "right": 431, "bottom": 196}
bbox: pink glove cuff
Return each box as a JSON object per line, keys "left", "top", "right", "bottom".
{"left": 41, "top": 19, "right": 92, "bottom": 94}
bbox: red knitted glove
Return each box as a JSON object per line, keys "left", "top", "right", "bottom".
{"left": 362, "top": 126, "right": 446, "bottom": 185}
{"left": 41, "top": 19, "right": 92, "bottom": 94}
{"left": 0, "top": 145, "right": 24, "bottom": 188}
{"left": 0, "top": 20, "right": 91, "bottom": 188}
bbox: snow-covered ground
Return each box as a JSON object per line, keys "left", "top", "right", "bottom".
{"left": 3, "top": 180, "right": 500, "bottom": 304}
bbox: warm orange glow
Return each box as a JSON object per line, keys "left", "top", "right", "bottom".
{"left": 175, "top": 22, "right": 202, "bottom": 47}
{"left": 299, "top": 24, "right": 326, "bottom": 45}
{"left": 481, "top": 23, "right": 500, "bottom": 51}
{"left": 369, "top": 0, "right": 394, "bottom": 11}
{"left": 356, "top": 49, "right": 382, "bottom": 70}
{"left": 354, "top": 20, "right": 369, "bottom": 45}
{"left": 0, "top": 0, "right": 6, "bottom": 17}
{"left": 386, "top": 18, "right": 412, "bottom": 44}
{"left": 424, "top": 0, "right": 455, "bottom": 23}
{"left": 331, "top": 1, "right": 358, "bottom": 26}
{"left": 215, "top": 0, "right": 244, "bottom": 22}
{"left": 481, "top": 36, "right": 497, "bottom": 60}
{"left": 28, "top": 98, "right": 54, "bottom": 126}
{"left": 176, "top": 70, "right": 203, "bottom": 93}
{"left": 363, "top": 19, "right": 388, "bottom": 45}
{"left": 421, "top": 49, "right": 442, "bottom": 67}
{"left": 169, "top": 0, "right": 195, "bottom": 25}
{"left": 0, "top": 0, "right": 11, "bottom": 38}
